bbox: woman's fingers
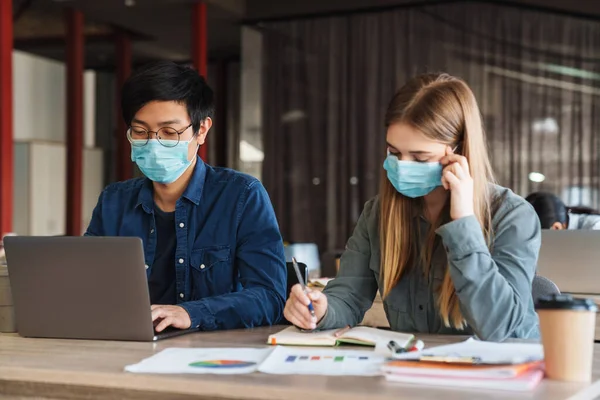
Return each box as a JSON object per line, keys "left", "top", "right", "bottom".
{"left": 444, "top": 170, "right": 460, "bottom": 187}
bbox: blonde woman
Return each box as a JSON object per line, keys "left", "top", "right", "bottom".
{"left": 284, "top": 73, "right": 540, "bottom": 341}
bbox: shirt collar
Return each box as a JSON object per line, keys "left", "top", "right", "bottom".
{"left": 181, "top": 157, "right": 206, "bottom": 205}
{"left": 136, "top": 156, "right": 206, "bottom": 213}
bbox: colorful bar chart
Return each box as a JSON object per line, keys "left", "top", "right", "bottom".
{"left": 284, "top": 354, "right": 371, "bottom": 363}
{"left": 257, "top": 347, "right": 385, "bottom": 376}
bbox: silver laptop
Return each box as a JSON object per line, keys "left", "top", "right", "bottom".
{"left": 4, "top": 236, "right": 198, "bottom": 341}
{"left": 537, "top": 230, "right": 600, "bottom": 295}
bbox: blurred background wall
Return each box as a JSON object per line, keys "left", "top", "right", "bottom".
{"left": 2, "top": 0, "right": 600, "bottom": 271}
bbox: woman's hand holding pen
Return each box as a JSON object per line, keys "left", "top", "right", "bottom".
{"left": 284, "top": 284, "right": 328, "bottom": 330}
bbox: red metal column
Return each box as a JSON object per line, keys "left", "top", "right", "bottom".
{"left": 0, "top": 0, "right": 13, "bottom": 236}
{"left": 115, "top": 31, "right": 132, "bottom": 181}
{"left": 192, "top": 1, "right": 208, "bottom": 162}
{"left": 65, "top": 9, "right": 84, "bottom": 236}
{"left": 214, "top": 59, "right": 227, "bottom": 167}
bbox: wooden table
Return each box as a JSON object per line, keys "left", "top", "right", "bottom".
{"left": 1, "top": 327, "right": 600, "bottom": 400}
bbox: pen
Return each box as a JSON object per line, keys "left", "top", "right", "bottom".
{"left": 387, "top": 340, "right": 405, "bottom": 354}
{"left": 388, "top": 337, "right": 420, "bottom": 354}
{"left": 334, "top": 325, "right": 351, "bottom": 337}
{"left": 292, "top": 257, "right": 316, "bottom": 319}
{"left": 403, "top": 336, "right": 418, "bottom": 352}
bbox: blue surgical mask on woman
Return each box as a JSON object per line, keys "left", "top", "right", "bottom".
{"left": 383, "top": 153, "right": 443, "bottom": 198}
{"left": 131, "top": 139, "right": 197, "bottom": 184}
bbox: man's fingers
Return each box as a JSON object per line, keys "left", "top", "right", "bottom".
{"left": 155, "top": 317, "right": 173, "bottom": 333}
{"left": 151, "top": 308, "right": 167, "bottom": 322}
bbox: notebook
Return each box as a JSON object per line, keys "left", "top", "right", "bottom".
{"left": 267, "top": 326, "right": 414, "bottom": 347}
{"left": 307, "top": 278, "right": 333, "bottom": 288}
{"left": 382, "top": 360, "right": 543, "bottom": 379}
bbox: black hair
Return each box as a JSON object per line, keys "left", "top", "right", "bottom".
{"left": 121, "top": 61, "right": 214, "bottom": 134}
{"left": 525, "top": 192, "right": 568, "bottom": 229}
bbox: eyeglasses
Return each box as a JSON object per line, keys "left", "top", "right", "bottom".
{"left": 127, "top": 123, "right": 193, "bottom": 148}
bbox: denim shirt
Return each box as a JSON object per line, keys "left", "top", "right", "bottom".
{"left": 319, "top": 185, "right": 541, "bottom": 341}
{"left": 85, "top": 157, "right": 287, "bottom": 330}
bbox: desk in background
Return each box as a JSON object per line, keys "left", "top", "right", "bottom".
{"left": 1, "top": 326, "right": 600, "bottom": 400}
{"left": 0, "top": 266, "right": 14, "bottom": 332}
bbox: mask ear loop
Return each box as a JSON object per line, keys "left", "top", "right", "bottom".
{"left": 452, "top": 142, "right": 462, "bottom": 155}
{"left": 192, "top": 128, "right": 201, "bottom": 153}
{"left": 187, "top": 129, "right": 201, "bottom": 161}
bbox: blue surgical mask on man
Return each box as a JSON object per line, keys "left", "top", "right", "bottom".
{"left": 383, "top": 153, "right": 443, "bottom": 198}
{"left": 131, "top": 139, "right": 197, "bottom": 184}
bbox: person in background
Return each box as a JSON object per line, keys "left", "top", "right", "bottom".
{"left": 85, "top": 61, "right": 287, "bottom": 332}
{"left": 285, "top": 73, "right": 541, "bottom": 341}
{"left": 525, "top": 192, "right": 600, "bottom": 230}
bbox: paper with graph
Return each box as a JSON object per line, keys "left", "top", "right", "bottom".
{"left": 125, "top": 348, "right": 274, "bottom": 374}
{"left": 126, "top": 346, "right": 384, "bottom": 376}
{"left": 257, "top": 346, "right": 385, "bottom": 376}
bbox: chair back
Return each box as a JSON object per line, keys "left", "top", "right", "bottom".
{"left": 532, "top": 275, "right": 560, "bottom": 303}
{"left": 284, "top": 244, "right": 320, "bottom": 279}
{"left": 286, "top": 261, "right": 308, "bottom": 296}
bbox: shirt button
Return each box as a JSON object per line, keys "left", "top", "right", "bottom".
{"left": 179, "top": 258, "right": 184, "bottom": 264}
{"left": 179, "top": 223, "right": 185, "bottom": 228}
{"left": 150, "top": 229, "right": 155, "bottom": 234}
{"left": 179, "top": 293, "right": 184, "bottom": 299}
{"left": 200, "top": 264, "right": 206, "bottom": 269}
{"left": 144, "top": 264, "right": 149, "bottom": 270}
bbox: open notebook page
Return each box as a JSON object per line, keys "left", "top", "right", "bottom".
{"left": 337, "top": 326, "right": 414, "bottom": 346}
{"left": 268, "top": 326, "right": 414, "bottom": 347}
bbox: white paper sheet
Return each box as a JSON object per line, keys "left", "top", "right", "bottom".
{"left": 392, "top": 338, "right": 544, "bottom": 364}
{"left": 258, "top": 346, "right": 385, "bottom": 376}
{"left": 125, "top": 348, "right": 274, "bottom": 374}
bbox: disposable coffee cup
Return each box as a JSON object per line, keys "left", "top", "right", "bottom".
{"left": 536, "top": 294, "right": 597, "bottom": 382}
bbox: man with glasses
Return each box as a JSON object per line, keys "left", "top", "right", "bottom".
{"left": 85, "top": 61, "right": 287, "bottom": 333}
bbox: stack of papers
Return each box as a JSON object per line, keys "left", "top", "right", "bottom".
{"left": 382, "top": 338, "right": 545, "bottom": 392}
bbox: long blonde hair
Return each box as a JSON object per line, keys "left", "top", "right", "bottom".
{"left": 379, "top": 73, "right": 495, "bottom": 329}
